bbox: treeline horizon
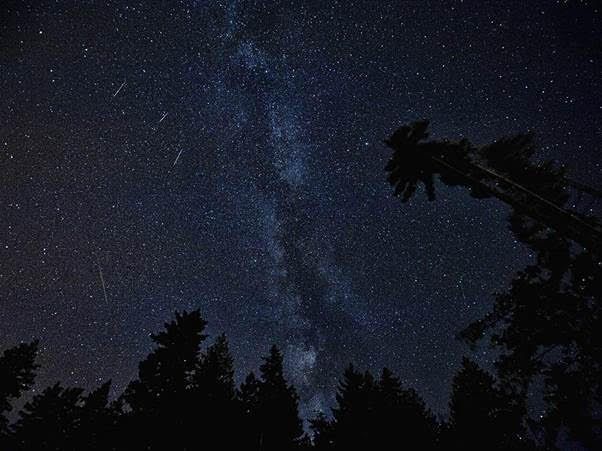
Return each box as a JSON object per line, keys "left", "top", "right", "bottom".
{"left": 0, "top": 309, "right": 538, "bottom": 450}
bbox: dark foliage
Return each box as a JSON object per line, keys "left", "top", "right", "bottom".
{"left": 386, "top": 121, "right": 602, "bottom": 448}
{"left": 121, "top": 310, "right": 208, "bottom": 450}
{"left": 0, "top": 306, "right": 591, "bottom": 449}
{"left": 0, "top": 340, "right": 38, "bottom": 440}
{"left": 384, "top": 120, "right": 602, "bottom": 251}
{"left": 312, "top": 365, "right": 437, "bottom": 450}
{"left": 445, "top": 358, "right": 532, "bottom": 450}
{"left": 10, "top": 380, "right": 117, "bottom": 451}
{"left": 240, "top": 345, "right": 305, "bottom": 450}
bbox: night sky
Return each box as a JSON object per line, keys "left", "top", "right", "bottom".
{"left": 1, "top": 1, "right": 600, "bottom": 420}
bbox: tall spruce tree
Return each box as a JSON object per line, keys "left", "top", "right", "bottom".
{"left": 194, "top": 333, "right": 240, "bottom": 448}
{"left": 122, "top": 309, "right": 207, "bottom": 449}
{"left": 238, "top": 371, "right": 262, "bottom": 447}
{"left": 374, "top": 368, "right": 437, "bottom": 450}
{"left": 329, "top": 365, "right": 376, "bottom": 449}
{"left": 310, "top": 411, "right": 335, "bottom": 450}
{"left": 253, "top": 345, "right": 304, "bottom": 450}
{"left": 77, "top": 381, "right": 117, "bottom": 450}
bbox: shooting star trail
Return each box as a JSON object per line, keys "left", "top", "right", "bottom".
{"left": 458, "top": 278, "right": 467, "bottom": 301}
{"left": 172, "top": 148, "right": 183, "bottom": 167}
{"left": 159, "top": 112, "right": 168, "bottom": 123}
{"left": 113, "top": 80, "right": 126, "bottom": 97}
{"left": 96, "top": 259, "right": 109, "bottom": 305}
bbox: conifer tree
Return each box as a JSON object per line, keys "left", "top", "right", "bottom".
{"left": 122, "top": 309, "right": 207, "bottom": 449}
{"left": 238, "top": 371, "right": 262, "bottom": 447}
{"left": 447, "top": 358, "right": 530, "bottom": 450}
{"left": 194, "top": 333, "right": 240, "bottom": 448}
{"left": 0, "top": 340, "right": 38, "bottom": 443}
{"left": 374, "top": 368, "right": 437, "bottom": 450}
{"left": 315, "top": 365, "right": 437, "bottom": 450}
{"left": 310, "top": 411, "right": 335, "bottom": 450}
{"left": 329, "top": 365, "right": 376, "bottom": 449}
{"left": 77, "top": 381, "right": 117, "bottom": 450}
{"left": 254, "top": 345, "right": 304, "bottom": 450}
{"left": 196, "top": 333, "right": 235, "bottom": 403}
{"left": 384, "top": 121, "right": 602, "bottom": 447}
{"left": 12, "top": 383, "right": 83, "bottom": 450}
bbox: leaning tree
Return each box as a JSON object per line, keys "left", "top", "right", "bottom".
{"left": 383, "top": 120, "right": 601, "bottom": 447}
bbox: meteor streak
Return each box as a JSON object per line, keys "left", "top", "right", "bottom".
{"left": 96, "top": 259, "right": 109, "bottom": 305}
{"left": 112, "top": 80, "right": 126, "bottom": 97}
{"left": 172, "top": 148, "right": 183, "bottom": 167}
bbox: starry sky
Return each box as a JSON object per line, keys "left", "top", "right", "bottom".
{"left": 1, "top": 1, "right": 600, "bottom": 420}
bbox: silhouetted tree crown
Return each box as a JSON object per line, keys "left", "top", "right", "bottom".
{"left": 0, "top": 341, "right": 38, "bottom": 434}
{"left": 448, "top": 358, "right": 530, "bottom": 450}
{"left": 385, "top": 120, "right": 602, "bottom": 448}
{"left": 124, "top": 310, "right": 207, "bottom": 411}
{"left": 313, "top": 365, "right": 437, "bottom": 450}
{"left": 384, "top": 119, "right": 602, "bottom": 251}
{"left": 11, "top": 381, "right": 114, "bottom": 451}
{"left": 253, "top": 345, "right": 304, "bottom": 450}
{"left": 121, "top": 309, "right": 208, "bottom": 449}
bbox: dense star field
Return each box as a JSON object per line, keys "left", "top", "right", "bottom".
{"left": 1, "top": 1, "right": 599, "bottom": 420}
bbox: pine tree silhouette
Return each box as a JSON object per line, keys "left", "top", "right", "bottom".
{"left": 193, "top": 333, "right": 240, "bottom": 449}
{"left": 12, "top": 383, "right": 83, "bottom": 450}
{"left": 310, "top": 411, "right": 335, "bottom": 450}
{"left": 251, "top": 345, "right": 304, "bottom": 450}
{"left": 459, "top": 240, "right": 601, "bottom": 447}
{"left": 239, "top": 371, "right": 262, "bottom": 447}
{"left": 0, "top": 341, "right": 38, "bottom": 447}
{"left": 4, "top": 303, "right": 594, "bottom": 447}
{"left": 313, "top": 365, "right": 437, "bottom": 450}
{"left": 384, "top": 120, "right": 602, "bottom": 251}
{"left": 0, "top": 342, "right": 38, "bottom": 429}
{"left": 122, "top": 309, "right": 207, "bottom": 450}
{"left": 329, "top": 365, "right": 376, "bottom": 449}
{"left": 446, "top": 358, "right": 531, "bottom": 451}
{"left": 373, "top": 368, "right": 437, "bottom": 450}
{"left": 77, "top": 381, "right": 117, "bottom": 450}
{"left": 384, "top": 121, "right": 602, "bottom": 447}
{"left": 196, "top": 333, "right": 236, "bottom": 404}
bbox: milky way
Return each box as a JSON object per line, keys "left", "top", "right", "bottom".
{"left": 1, "top": 1, "right": 599, "bottom": 420}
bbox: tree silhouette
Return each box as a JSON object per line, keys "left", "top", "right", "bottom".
{"left": 3, "top": 303, "right": 595, "bottom": 448}
{"left": 384, "top": 121, "right": 602, "bottom": 447}
{"left": 0, "top": 341, "right": 39, "bottom": 447}
{"left": 310, "top": 412, "right": 335, "bottom": 450}
{"left": 239, "top": 371, "right": 262, "bottom": 447}
{"left": 445, "top": 358, "right": 531, "bottom": 451}
{"left": 462, "top": 247, "right": 602, "bottom": 447}
{"left": 10, "top": 380, "right": 116, "bottom": 451}
{"left": 77, "top": 381, "right": 118, "bottom": 450}
{"left": 313, "top": 365, "right": 437, "bottom": 450}
{"left": 195, "top": 333, "right": 236, "bottom": 404}
{"left": 374, "top": 368, "right": 437, "bottom": 450}
{"left": 193, "top": 333, "right": 240, "bottom": 449}
{"left": 459, "top": 224, "right": 601, "bottom": 447}
{"left": 245, "top": 345, "right": 304, "bottom": 450}
{"left": 328, "top": 365, "right": 376, "bottom": 449}
{"left": 12, "top": 383, "right": 82, "bottom": 450}
{"left": 384, "top": 120, "right": 602, "bottom": 251}
{"left": 122, "top": 309, "right": 208, "bottom": 449}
